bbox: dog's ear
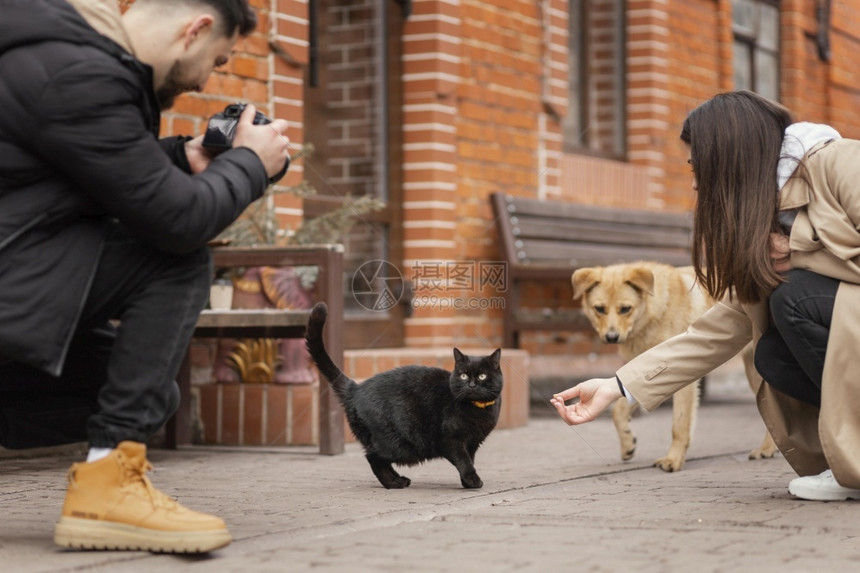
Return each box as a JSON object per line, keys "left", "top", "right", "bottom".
{"left": 624, "top": 266, "right": 655, "bottom": 296}
{"left": 572, "top": 268, "right": 600, "bottom": 300}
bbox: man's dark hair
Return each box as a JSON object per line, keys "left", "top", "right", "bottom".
{"left": 148, "top": 0, "right": 256, "bottom": 37}
{"left": 199, "top": 0, "right": 257, "bottom": 37}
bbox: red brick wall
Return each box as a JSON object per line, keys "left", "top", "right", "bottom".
{"left": 452, "top": 0, "right": 543, "bottom": 349}
{"left": 401, "top": 0, "right": 462, "bottom": 344}
{"left": 156, "top": 0, "right": 860, "bottom": 355}
{"left": 657, "top": 0, "right": 724, "bottom": 212}
{"left": 782, "top": 0, "right": 860, "bottom": 135}
{"left": 270, "top": 0, "right": 309, "bottom": 228}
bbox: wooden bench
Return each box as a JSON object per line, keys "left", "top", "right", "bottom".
{"left": 165, "top": 244, "right": 346, "bottom": 455}
{"left": 490, "top": 192, "right": 694, "bottom": 348}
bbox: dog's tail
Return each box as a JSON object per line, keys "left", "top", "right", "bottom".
{"left": 305, "top": 302, "right": 354, "bottom": 400}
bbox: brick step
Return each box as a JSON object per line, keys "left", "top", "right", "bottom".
{"left": 196, "top": 347, "right": 530, "bottom": 447}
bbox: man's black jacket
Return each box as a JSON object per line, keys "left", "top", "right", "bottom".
{"left": 0, "top": 0, "right": 268, "bottom": 375}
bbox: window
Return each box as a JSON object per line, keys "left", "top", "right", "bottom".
{"left": 564, "top": 0, "right": 627, "bottom": 158}
{"left": 304, "top": 0, "right": 406, "bottom": 348}
{"left": 732, "top": 0, "right": 780, "bottom": 100}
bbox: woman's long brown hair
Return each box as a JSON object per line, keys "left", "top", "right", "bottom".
{"left": 681, "top": 91, "right": 794, "bottom": 304}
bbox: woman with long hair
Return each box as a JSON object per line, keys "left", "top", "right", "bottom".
{"left": 552, "top": 90, "right": 860, "bottom": 501}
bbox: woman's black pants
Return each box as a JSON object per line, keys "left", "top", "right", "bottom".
{"left": 754, "top": 269, "right": 838, "bottom": 408}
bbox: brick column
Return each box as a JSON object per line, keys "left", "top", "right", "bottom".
{"left": 270, "top": 0, "right": 309, "bottom": 234}
{"left": 402, "top": 0, "right": 462, "bottom": 346}
{"left": 715, "top": 0, "right": 734, "bottom": 92}
{"left": 779, "top": 0, "right": 821, "bottom": 121}
{"left": 539, "top": 0, "right": 568, "bottom": 200}
{"left": 626, "top": 0, "right": 672, "bottom": 209}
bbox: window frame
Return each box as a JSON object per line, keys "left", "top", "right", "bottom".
{"left": 564, "top": 0, "right": 628, "bottom": 160}
{"left": 732, "top": 0, "right": 781, "bottom": 100}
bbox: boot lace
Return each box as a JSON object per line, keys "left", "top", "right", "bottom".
{"left": 116, "top": 451, "right": 181, "bottom": 510}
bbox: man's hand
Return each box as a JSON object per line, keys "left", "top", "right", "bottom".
{"left": 550, "top": 377, "right": 622, "bottom": 425}
{"left": 770, "top": 232, "right": 792, "bottom": 274}
{"left": 231, "top": 104, "right": 291, "bottom": 180}
{"left": 184, "top": 135, "right": 214, "bottom": 174}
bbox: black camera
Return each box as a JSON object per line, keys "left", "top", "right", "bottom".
{"left": 202, "top": 103, "right": 270, "bottom": 150}
{"left": 202, "top": 103, "right": 289, "bottom": 184}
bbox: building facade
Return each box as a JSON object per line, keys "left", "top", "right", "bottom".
{"left": 164, "top": 0, "right": 860, "bottom": 361}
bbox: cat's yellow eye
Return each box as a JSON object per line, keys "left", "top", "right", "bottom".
{"left": 478, "top": 373, "right": 487, "bottom": 381}
{"left": 459, "top": 373, "right": 469, "bottom": 380}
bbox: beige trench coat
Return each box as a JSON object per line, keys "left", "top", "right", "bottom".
{"left": 618, "top": 138, "right": 860, "bottom": 489}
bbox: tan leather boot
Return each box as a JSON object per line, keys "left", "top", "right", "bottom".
{"left": 54, "top": 441, "right": 231, "bottom": 553}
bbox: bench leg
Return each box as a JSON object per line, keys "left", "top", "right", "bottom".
{"left": 503, "top": 283, "right": 521, "bottom": 348}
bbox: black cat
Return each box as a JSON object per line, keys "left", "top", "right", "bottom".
{"left": 305, "top": 302, "right": 503, "bottom": 489}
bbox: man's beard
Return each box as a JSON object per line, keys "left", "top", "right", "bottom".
{"left": 155, "top": 61, "right": 197, "bottom": 111}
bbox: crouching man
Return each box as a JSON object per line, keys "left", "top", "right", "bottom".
{"left": 0, "top": 0, "right": 291, "bottom": 553}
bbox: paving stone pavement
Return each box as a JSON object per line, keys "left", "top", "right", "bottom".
{"left": 1, "top": 390, "right": 858, "bottom": 573}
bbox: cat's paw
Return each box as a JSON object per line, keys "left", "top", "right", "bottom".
{"left": 461, "top": 472, "right": 483, "bottom": 489}
{"left": 382, "top": 475, "right": 411, "bottom": 489}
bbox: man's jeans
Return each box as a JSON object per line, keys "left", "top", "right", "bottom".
{"left": 0, "top": 222, "right": 211, "bottom": 449}
{"left": 754, "top": 269, "right": 838, "bottom": 408}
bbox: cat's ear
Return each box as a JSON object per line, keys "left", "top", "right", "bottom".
{"left": 489, "top": 348, "right": 501, "bottom": 369}
{"left": 453, "top": 347, "right": 465, "bottom": 363}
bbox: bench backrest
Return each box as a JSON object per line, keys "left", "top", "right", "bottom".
{"left": 490, "top": 192, "right": 694, "bottom": 272}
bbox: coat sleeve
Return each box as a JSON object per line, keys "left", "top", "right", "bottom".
{"left": 819, "top": 139, "right": 860, "bottom": 233}
{"left": 789, "top": 140, "right": 860, "bottom": 283}
{"left": 31, "top": 58, "right": 268, "bottom": 254}
{"left": 617, "top": 298, "right": 753, "bottom": 411}
{"left": 158, "top": 136, "right": 194, "bottom": 174}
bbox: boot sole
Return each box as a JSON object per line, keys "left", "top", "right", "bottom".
{"left": 54, "top": 516, "right": 231, "bottom": 553}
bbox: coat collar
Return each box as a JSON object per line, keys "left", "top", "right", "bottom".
{"left": 65, "top": 0, "right": 135, "bottom": 56}
{"left": 779, "top": 176, "right": 810, "bottom": 211}
{"left": 778, "top": 139, "right": 836, "bottom": 211}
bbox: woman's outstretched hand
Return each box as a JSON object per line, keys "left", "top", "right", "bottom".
{"left": 550, "top": 377, "right": 623, "bottom": 425}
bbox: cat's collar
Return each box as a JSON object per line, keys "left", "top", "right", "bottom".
{"left": 471, "top": 399, "right": 496, "bottom": 409}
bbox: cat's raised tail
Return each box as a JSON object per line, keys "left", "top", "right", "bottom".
{"left": 305, "top": 302, "right": 354, "bottom": 399}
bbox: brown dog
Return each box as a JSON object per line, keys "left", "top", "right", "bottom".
{"left": 572, "top": 261, "right": 777, "bottom": 472}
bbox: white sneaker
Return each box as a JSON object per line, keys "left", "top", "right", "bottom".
{"left": 788, "top": 469, "right": 860, "bottom": 501}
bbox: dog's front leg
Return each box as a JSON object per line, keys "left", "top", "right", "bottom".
{"left": 611, "top": 396, "right": 638, "bottom": 461}
{"left": 654, "top": 380, "right": 699, "bottom": 472}
{"left": 749, "top": 431, "right": 779, "bottom": 460}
